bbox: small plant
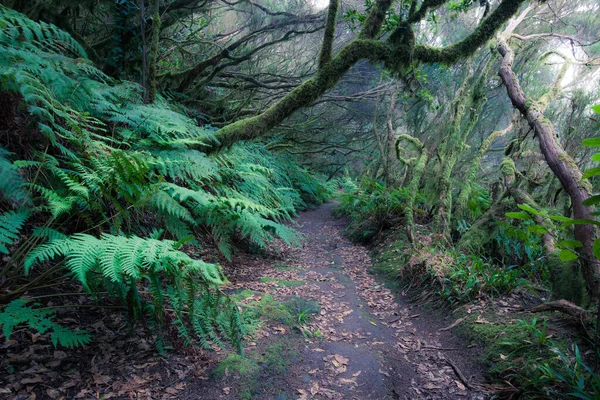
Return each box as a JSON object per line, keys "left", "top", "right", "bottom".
{"left": 335, "top": 178, "right": 416, "bottom": 242}
{"left": 0, "top": 299, "right": 91, "bottom": 348}
{"left": 538, "top": 345, "right": 600, "bottom": 399}
{"left": 519, "top": 317, "right": 552, "bottom": 348}
{"left": 437, "top": 253, "right": 526, "bottom": 304}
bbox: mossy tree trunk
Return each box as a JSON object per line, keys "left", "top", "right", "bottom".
{"left": 456, "top": 112, "right": 517, "bottom": 218}
{"left": 497, "top": 9, "right": 600, "bottom": 298}
{"left": 385, "top": 83, "right": 401, "bottom": 187}
{"left": 145, "top": 0, "right": 161, "bottom": 104}
{"left": 396, "top": 134, "right": 427, "bottom": 243}
{"left": 433, "top": 60, "right": 491, "bottom": 238}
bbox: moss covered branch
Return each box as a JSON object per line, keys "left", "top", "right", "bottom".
{"left": 207, "top": 0, "right": 527, "bottom": 152}
{"left": 318, "top": 0, "right": 339, "bottom": 69}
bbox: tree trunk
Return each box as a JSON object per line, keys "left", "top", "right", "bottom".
{"left": 396, "top": 134, "right": 427, "bottom": 243}
{"left": 318, "top": 0, "right": 339, "bottom": 69}
{"left": 497, "top": 33, "right": 600, "bottom": 299}
{"left": 385, "top": 83, "right": 401, "bottom": 187}
{"left": 145, "top": 0, "right": 161, "bottom": 103}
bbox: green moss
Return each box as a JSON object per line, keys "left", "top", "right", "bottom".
{"left": 262, "top": 339, "right": 299, "bottom": 374}
{"left": 247, "top": 294, "right": 295, "bottom": 324}
{"left": 230, "top": 289, "right": 255, "bottom": 302}
{"left": 211, "top": 336, "right": 301, "bottom": 399}
{"left": 547, "top": 253, "right": 586, "bottom": 305}
{"left": 239, "top": 293, "right": 319, "bottom": 330}
{"left": 212, "top": 353, "right": 260, "bottom": 379}
{"left": 274, "top": 264, "right": 299, "bottom": 271}
{"left": 500, "top": 157, "right": 516, "bottom": 177}
{"left": 259, "top": 277, "right": 306, "bottom": 287}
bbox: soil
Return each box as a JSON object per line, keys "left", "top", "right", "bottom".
{"left": 1, "top": 202, "right": 490, "bottom": 399}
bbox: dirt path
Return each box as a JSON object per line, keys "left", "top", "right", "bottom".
{"left": 193, "top": 203, "right": 487, "bottom": 400}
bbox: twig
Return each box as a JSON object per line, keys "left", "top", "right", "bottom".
{"left": 439, "top": 316, "right": 467, "bottom": 331}
{"left": 445, "top": 357, "right": 471, "bottom": 389}
{"left": 421, "top": 346, "right": 460, "bottom": 351}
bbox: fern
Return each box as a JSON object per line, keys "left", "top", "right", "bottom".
{"left": 25, "top": 233, "right": 243, "bottom": 348}
{"left": 0, "top": 210, "right": 29, "bottom": 254}
{"left": 0, "top": 299, "right": 91, "bottom": 348}
{"left": 0, "top": 146, "right": 29, "bottom": 205}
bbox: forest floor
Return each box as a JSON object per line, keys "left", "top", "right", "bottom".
{"left": 0, "top": 202, "right": 491, "bottom": 400}
{"left": 190, "top": 202, "right": 488, "bottom": 400}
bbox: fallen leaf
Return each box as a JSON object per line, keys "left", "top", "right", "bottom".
{"left": 334, "top": 354, "right": 349, "bottom": 365}
{"left": 310, "top": 383, "right": 319, "bottom": 395}
{"left": 21, "top": 377, "right": 44, "bottom": 384}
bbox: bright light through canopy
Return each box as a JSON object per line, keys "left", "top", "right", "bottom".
{"left": 311, "top": 0, "right": 330, "bottom": 10}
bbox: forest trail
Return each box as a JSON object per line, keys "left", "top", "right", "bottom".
{"left": 193, "top": 203, "right": 487, "bottom": 400}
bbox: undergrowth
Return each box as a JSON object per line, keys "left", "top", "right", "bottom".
{"left": 334, "top": 178, "right": 420, "bottom": 242}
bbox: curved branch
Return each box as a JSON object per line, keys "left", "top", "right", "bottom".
{"left": 413, "top": 0, "right": 525, "bottom": 64}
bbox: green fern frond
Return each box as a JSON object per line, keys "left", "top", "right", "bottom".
{"left": 0, "top": 210, "right": 29, "bottom": 254}
{"left": 0, "top": 299, "right": 91, "bottom": 348}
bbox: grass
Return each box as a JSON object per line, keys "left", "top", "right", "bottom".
{"left": 273, "top": 263, "right": 299, "bottom": 271}
{"left": 454, "top": 309, "right": 599, "bottom": 399}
